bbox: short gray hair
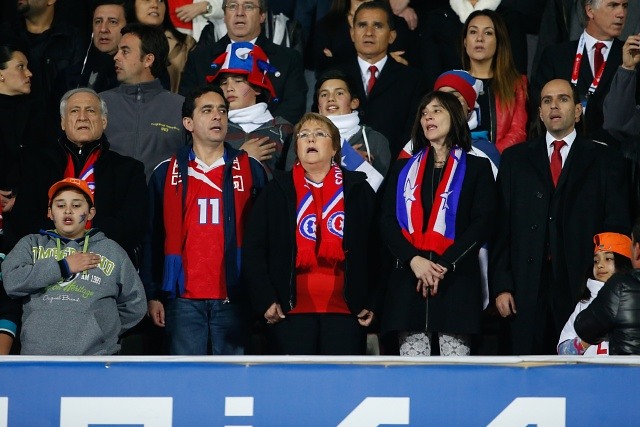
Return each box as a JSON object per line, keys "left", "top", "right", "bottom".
{"left": 581, "top": 0, "right": 610, "bottom": 28}
{"left": 582, "top": 0, "right": 603, "bottom": 8}
{"left": 59, "top": 88, "right": 108, "bottom": 119}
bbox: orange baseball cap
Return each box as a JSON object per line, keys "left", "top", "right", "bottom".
{"left": 48, "top": 178, "right": 94, "bottom": 206}
{"left": 593, "top": 232, "right": 632, "bottom": 259}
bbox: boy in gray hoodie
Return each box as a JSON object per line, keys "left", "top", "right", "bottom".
{"left": 1, "top": 178, "right": 147, "bottom": 355}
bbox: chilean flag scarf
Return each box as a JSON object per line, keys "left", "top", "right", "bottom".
{"left": 294, "top": 162, "right": 345, "bottom": 269}
{"left": 396, "top": 146, "right": 466, "bottom": 255}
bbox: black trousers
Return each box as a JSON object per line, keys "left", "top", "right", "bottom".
{"left": 532, "top": 259, "right": 574, "bottom": 355}
{"left": 271, "top": 313, "right": 366, "bottom": 355}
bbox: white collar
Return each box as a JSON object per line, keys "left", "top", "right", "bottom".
{"left": 583, "top": 30, "right": 613, "bottom": 52}
{"left": 193, "top": 152, "right": 225, "bottom": 172}
{"left": 545, "top": 128, "right": 577, "bottom": 148}
{"left": 357, "top": 55, "right": 388, "bottom": 76}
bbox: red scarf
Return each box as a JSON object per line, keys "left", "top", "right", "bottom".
{"left": 64, "top": 149, "right": 101, "bottom": 229}
{"left": 162, "top": 151, "right": 254, "bottom": 298}
{"left": 293, "top": 162, "right": 345, "bottom": 270}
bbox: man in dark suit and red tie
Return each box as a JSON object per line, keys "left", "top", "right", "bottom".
{"left": 336, "top": 1, "right": 426, "bottom": 159}
{"left": 490, "top": 79, "right": 630, "bottom": 355}
{"left": 532, "top": 0, "right": 639, "bottom": 145}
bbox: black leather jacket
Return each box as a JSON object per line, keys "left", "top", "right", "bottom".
{"left": 575, "top": 270, "right": 640, "bottom": 355}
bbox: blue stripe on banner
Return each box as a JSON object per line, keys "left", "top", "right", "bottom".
{"left": 89, "top": 425, "right": 143, "bottom": 427}
{"left": 3, "top": 357, "right": 640, "bottom": 425}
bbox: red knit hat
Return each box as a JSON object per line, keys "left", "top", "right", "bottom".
{"left": 434, "top": 70, "right": 480, "bottom": 110}
{"left": 594, "top": 232, "right": 632, "bottom": 259}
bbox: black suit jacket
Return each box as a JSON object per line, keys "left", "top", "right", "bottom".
{"left": 490, "top": 134, "right": 630, "bottom": 354}
{"left": 5, "top": 137, "right": 148, "bottom": 263}
{"left": 532, "top": 38, "right": 640, "bottom": 145}
{"left": 179, "top": 34, "right": 307, "bottom": 125}
{"left": 338, "top": 57, "right": 426, "bottom": 159}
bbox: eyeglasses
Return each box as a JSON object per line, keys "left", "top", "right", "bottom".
{"left": 297, "top": 131, "right": 331, "bottom": 140}
{"left": 224, "top": 2, "right": 259, "bottom": 12}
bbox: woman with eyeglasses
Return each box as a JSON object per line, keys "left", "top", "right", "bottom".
{"left": 380, "top": 91, "right": 496, "bottom": 356}
{"left": 243, "top": 112, "right": 379, "bottom": 355}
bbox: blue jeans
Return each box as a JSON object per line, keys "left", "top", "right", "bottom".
{"left": 165, "top": 298, "right": 247, "bottom": 355}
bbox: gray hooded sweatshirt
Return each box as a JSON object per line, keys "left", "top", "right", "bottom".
{"left": 2, "top": 230, "right": 147, "bottom": 355}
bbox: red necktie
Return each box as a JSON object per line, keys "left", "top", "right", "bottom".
{"left": 550, "top": 140, "right": 566, "bottom": 187}
{"left": 367, "top": 65, "right": 378, "bottom": 95}
{"left": 594, "top": 42, "right": 605, "bottom": 75}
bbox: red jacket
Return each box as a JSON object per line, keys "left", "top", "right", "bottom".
{"left": 495, "top": 75, "right": 528, "bottom": 153}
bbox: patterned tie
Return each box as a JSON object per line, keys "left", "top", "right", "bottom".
{"left": 594, "top": 42, "right": 605, "bottom": 75}
{"left": 550, "top": 140, "right": 566, "bottom": 187}
{"left": 367, "top": 65, "right": 378, "bottom": 95}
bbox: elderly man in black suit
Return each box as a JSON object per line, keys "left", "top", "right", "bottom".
{"left": 532, "top": 0, "right": 639, "bottom": 145}
{"left": 337, "top": 1, "right": 426, "bottom": 159}
{"left": 4, "top": 88, "right": 147, "bottom": 265}
{"left": 533, "top": 0, "right": 640, "bottom": 74}
{"left": 490, "top": 79, "right": 630, "bottom": 355}
{"left": 179, "top": 0, "right": 307, "bottom": 125}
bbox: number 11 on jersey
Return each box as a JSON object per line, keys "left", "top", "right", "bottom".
{"left": 198, "top": 198, "right": 220, "bottom": 224}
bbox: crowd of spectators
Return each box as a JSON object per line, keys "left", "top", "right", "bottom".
{"left": 1, "top": 0, "right": 640, "bottom": 356}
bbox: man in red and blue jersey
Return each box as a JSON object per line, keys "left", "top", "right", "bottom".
{"left": 143, "top": 85, "right": 267, "bottom": 355}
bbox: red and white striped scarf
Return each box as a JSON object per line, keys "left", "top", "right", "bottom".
{"left": 293, "top": 162, "right": 345, "bottom": 269}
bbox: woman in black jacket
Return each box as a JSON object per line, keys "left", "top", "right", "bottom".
{"left": 243, "top": 112, "right": 378, "bottom": 355}
{"left": 380, "top": 91, "right": 496, "bottom": 356}
{"left": 0, "top": 44, "right": 42, "bottom": 236}
{"left": 0, "top": 44, "right": 42, "bottom": 353}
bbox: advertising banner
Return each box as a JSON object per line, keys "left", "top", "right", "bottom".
{"left": 0, "top": 356, "right": 638, "bottom": 426}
